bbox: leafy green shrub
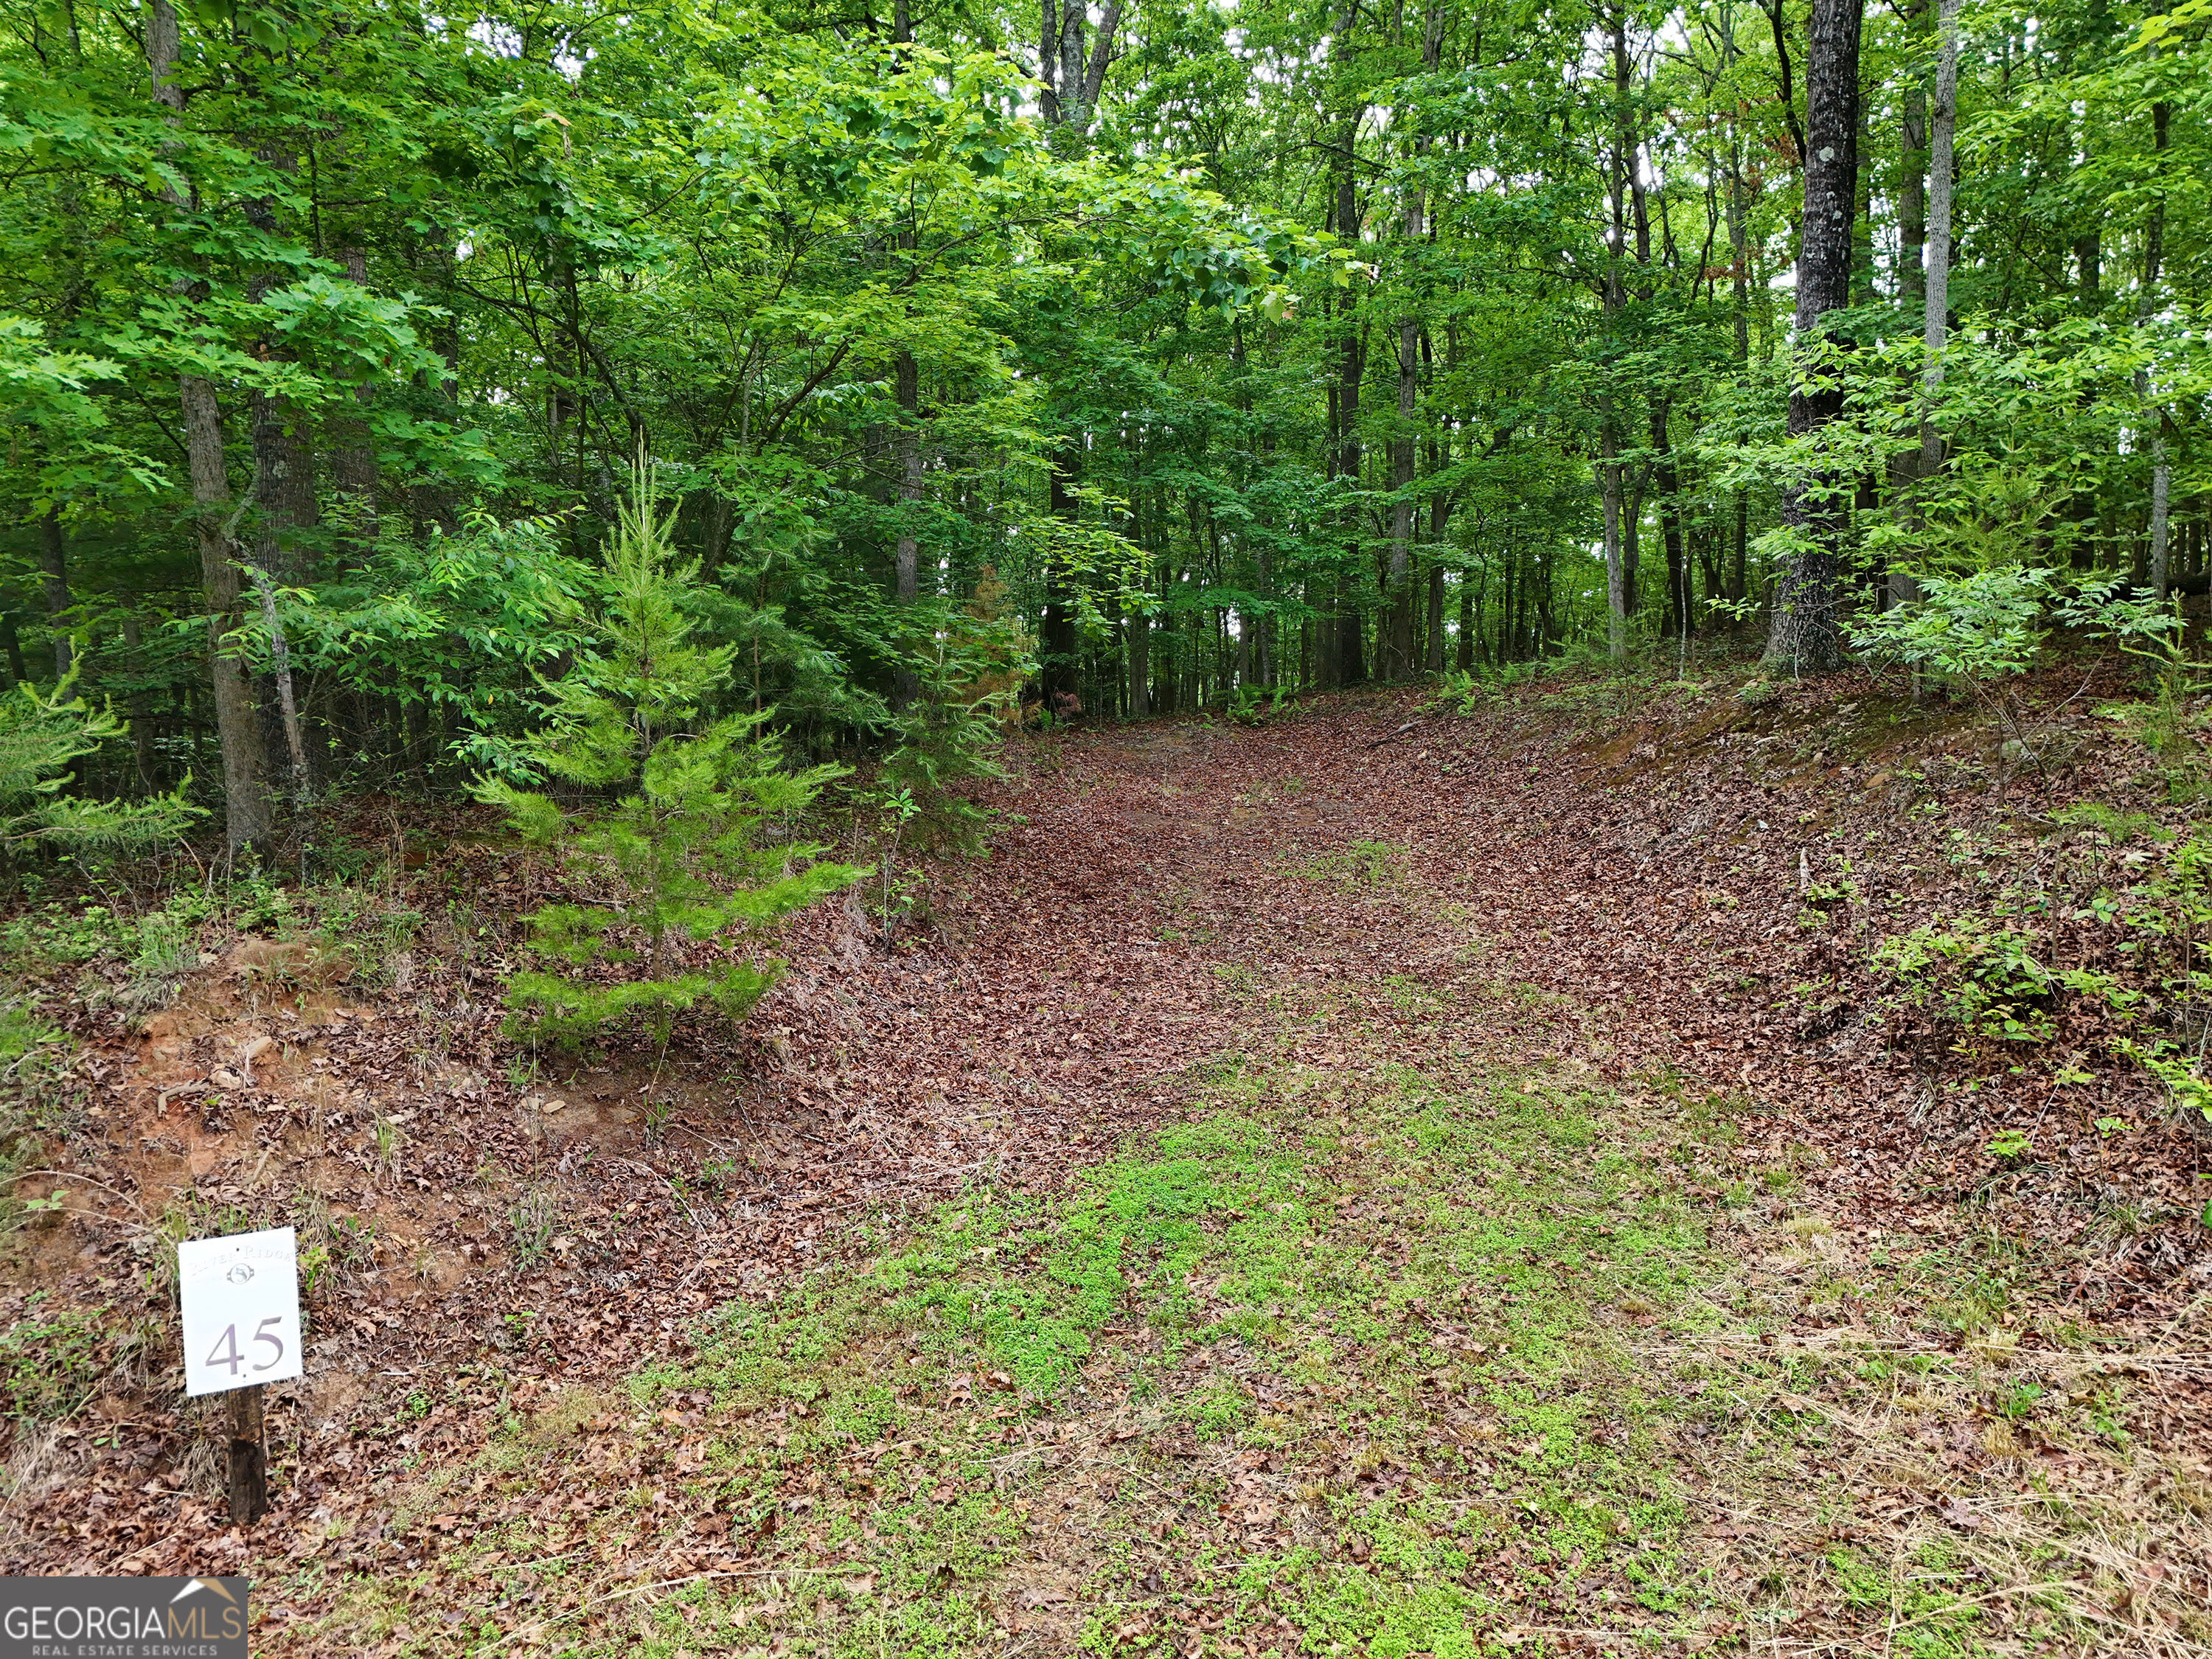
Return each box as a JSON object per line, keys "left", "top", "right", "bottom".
{"left": 1229, "top": 683, "right": 1287, "bottom": 726}
{"left": 0, "top": 998, "right": 75, "bottom": 1158}
{"left": 877, "top": 664, "right": 1009, "bottom": 857}
{"left": 2100, "top": 827, "right": 2212, "bottom": 1122}
{"left": 2119, "top": 1037, "right": 2212, "bottom": 1125}
{"left": 1877, "top": 919, "right": 2059, "bottom": 1043}
{"left": 874, "top": 571, "right": 1030, "bottom": 856}
{"left": 1848, "top": 566, "right": 2053, "bottom": 726}
{"left": 0, "top": 901, "right": 134, "bottom": 971}
{"left": 2049, "top": 801, "right": 2169, "bottom": 844}
{"left": 473, "top": 461, "right": 863, "bottom": 1049}
{"left": 1426, "top": 668, "right": 1485, "bottom": 715}
{"left": 2056, "top": 580, "right": 2209, "bottom": 761}
{"left": 285, "top": 505, "right": 597, "bottom": 771}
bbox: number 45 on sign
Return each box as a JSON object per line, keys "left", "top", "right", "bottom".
{"left": 179, "top": 1227, "right": 303, "bottom": 1396}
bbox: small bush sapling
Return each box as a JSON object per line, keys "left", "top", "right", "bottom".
{"left": 1848, "top": 566, "right": 2052, "bottom": 734}
{"left": 872, "top": 786, "right": 922, "bottom": 939}
{"left": 876, "top": 569, "right": 1032, "bottom": 855}
{"left": 2054, "top": 580, "right": 2209, "bottom": 760}
{"left": 473, "top": 461, "right": 863, "bottom": 1049}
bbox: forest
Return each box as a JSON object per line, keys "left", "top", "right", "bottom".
{"left": 2, "top": 0, "right": 2211, "bottom": 1650}
{"left": 0, "top": 0, "right": 2202, "bottom": 824}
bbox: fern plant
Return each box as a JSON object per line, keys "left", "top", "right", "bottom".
{"left": 0, "top": 677, "right": 199, "bottom": 857}
{"left": 473, "top": 461, "right": 863, "bottom": 1049}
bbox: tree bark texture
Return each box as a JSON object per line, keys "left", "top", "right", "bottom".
{"left": 1127, "top": 607, "right": 1150, "bottom": 717}
{"left": 2137, "top": 99, "right": 2170, "bottom": 597}
{"left": 893, "top": 348, "right": 922, "bottom": 708}
{"left": 1600, "top": 7, "right": 1632, "bottom": 658}
{"left": 1385, "top": 314, "right": 1418, "bottom": 678}
{"left": 37, "top": 509, "right": 72, "bottom": 678}
{"left": 1763, "top": 0, "right": 1865, "bottom": 674}
{"left": 247, "top": 303, "right": 318, "bottom": 805}
{"left": 146, "top": 0, "right": 271, "bottom": 850}
{"left": 1335, "top": 175, "right": 1366, "bottom": 687}
{"left": 1918, "top": 0, "right": 1960, "bottom": 485}
{"left": 1898, "top": 0, "right": 1928, "bottom": 306}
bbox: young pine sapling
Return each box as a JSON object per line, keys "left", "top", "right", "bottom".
{"left": 473, "top": 462, "right": 863, "bottom": 1049}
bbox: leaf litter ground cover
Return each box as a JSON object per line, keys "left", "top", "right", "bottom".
{"left": 4, "top": 674, "right": 2210, "bottom": 1655}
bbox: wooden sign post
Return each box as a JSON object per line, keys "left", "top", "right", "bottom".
{"left": 179, "top": 1226, "right": 302, "bottom": 1526}
{"left": 227, "top": 1383, "right": 267, "bottom": 1524}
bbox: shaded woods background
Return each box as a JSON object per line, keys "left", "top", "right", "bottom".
{"left": 1, "top": 0, "right": 2205, "bottom": 848}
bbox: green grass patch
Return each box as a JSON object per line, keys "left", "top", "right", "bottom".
{"left": 282, "top": 1051, "right": 2185, "bottom": 1658}
{"left": 305, "top": 1061, "right": 1759, "bottom": 1657}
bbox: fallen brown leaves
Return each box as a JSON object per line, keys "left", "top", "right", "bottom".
{"left": 0, "top": 667, "right": 2205, "bottom": 1657}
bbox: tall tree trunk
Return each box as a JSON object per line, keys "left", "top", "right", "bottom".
{"left": 892, "top": 349, "right": 922, "bottom": 707}
{"left": 1600, "top": 426, "right": 1627, "bottom": 657}
{"left": 1039, "top": 0, "right": 1121, "bottom": 139}
{"left": 184, "top": 377, "right": 272, "bottom": 852}
{"left": 245, "top": 153, "right": 318, "bottom": 809}
{"left": 1535, "top": 548, "right": 1557, "bottom": 651}
{"left": 1034, "top": 0, "right": 1120, "bottom": 709}
{"left": 1918, "top": 0, "right": 1960, "bottom": 492}
{"left": 248, "top": 331, "right": 317, "bottom": 807}
{"left": 1424, "top": 429, "right": 1449, "bottom": 672}
{"left": 0, "top": 615, "right": 26, "bottom": 689}
{"left": 1322, "top": 4, "right": 1368, "bottom": 689}
{"left": 1624, "top": 465, "right": 1644, "bottom": 620}
{"left": 1037, "top": 0, "right": 1060, "bottom": 123}
{"left": 1336, "top": 245, "right": 1366, "bottom": 685}
{"left": 2136, "top": 98, "right": 2171, "bottom": 597}
{"left": 1892, "top": 0, "right": 1957, "bottom": 644}
{"left": 1652, "top": 407, "right": 1689, "bottom": 642}
{"left": 1128, "top": 604, "right": 1150, "bottom": 717}
{"left": 1041, "top": 451, "right": 1080, "bottom": 709}
{"left": 1382, "top": 4, "right": 1437, "bottom": 681}
{"left": 1723, "top": 13, "right": 1752, "bottom": 611}
{"left": 1385, "top": 313, "right": 1418, "bottom": 679}
{"left": 120, "top": 611, "right": 157, "bottom": 790}
{"left": 891, "top": 0, "right": 923, "bottom": 708}
{"left": 36, "top": 509, "right": 72, "bottom": 678}
{"left": 1500, "top": 543, "right": 1516, "bottom": 662}
{"left": 1763, "top": 0, "right": 1865, "bottom": 673}
{"left": 1599, "top": 5, "right": 1633, "bottom": 659}
{"left": 145, "top": 0, "right": 270, "bottom": 852}
{"left": 1897, "top": 0, "right": 1928, "bottom": 307}
{"left": 1850, "top": 91, "right": 1875, "bottom": 304}
{"left": 1885, "top": 0, "right": 1931, "bottom": 605}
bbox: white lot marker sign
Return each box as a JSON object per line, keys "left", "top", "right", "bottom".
{"left": 178, "top": 1226, "right": 303, "bottom": 1396}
